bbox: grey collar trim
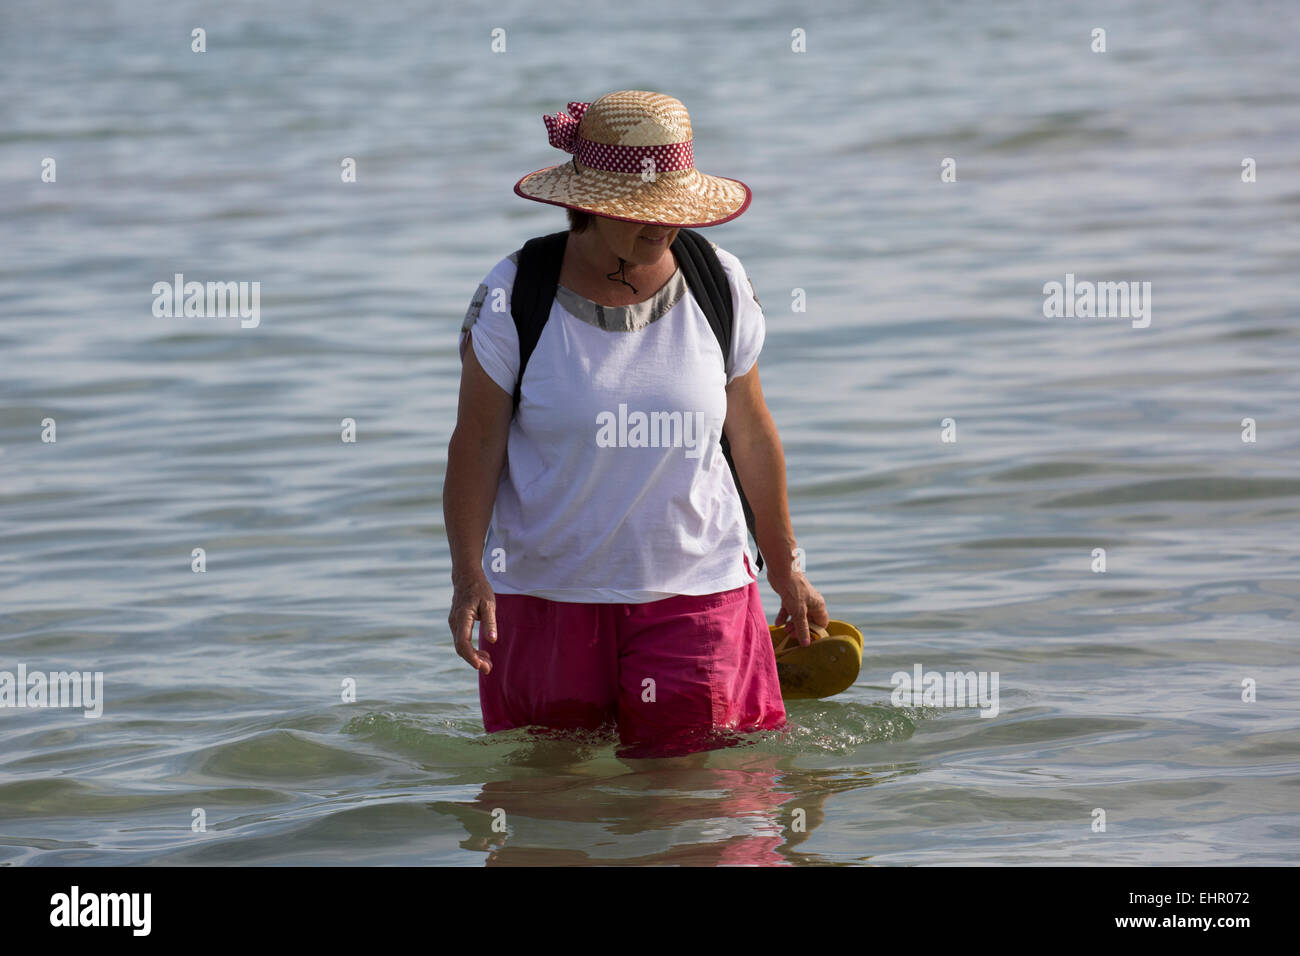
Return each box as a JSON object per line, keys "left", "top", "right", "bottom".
{"left": 508, "top": 249, "right": 687, "bottom": 333}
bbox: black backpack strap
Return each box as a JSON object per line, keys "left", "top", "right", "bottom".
{"left": 673, "top": 228, "right": 733, "bottom": 360}
{"left": 672, "top": 229, "right": 765, "bottom": 572}
{"left": 510, "top": 230, "right": 569, "bottom": 412}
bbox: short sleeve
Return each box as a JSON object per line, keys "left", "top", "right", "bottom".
{"left": 714, "top": 246, "right": 766, "bottom": 384}
{"left": 459, "top": 253, "right": 520, "bottom": 396}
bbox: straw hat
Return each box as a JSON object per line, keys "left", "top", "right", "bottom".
{"left": 513, "top": 90, "right": 752, "bottom": 228}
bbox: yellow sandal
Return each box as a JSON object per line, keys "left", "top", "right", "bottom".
{"left": 769, "top": 620, "right": 864, "bottom": 700}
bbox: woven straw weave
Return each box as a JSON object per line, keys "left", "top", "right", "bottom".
{"left": 515, "top": 90, "right": 751, "bottom": 228}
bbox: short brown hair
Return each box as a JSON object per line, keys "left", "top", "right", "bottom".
{"left": 567, "top": 208, "right": 593, "bottom": 233}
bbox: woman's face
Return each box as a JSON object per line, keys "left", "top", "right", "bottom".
{"left": 592, "top": 217, "right": 679, "bottom": 266}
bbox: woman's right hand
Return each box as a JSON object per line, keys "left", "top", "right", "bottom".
{"left": 449, "top": 570, "right": 497, "bottom": 675}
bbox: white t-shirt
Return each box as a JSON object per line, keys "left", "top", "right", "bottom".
{"left": 459, "top": 238, "right": 766, "bottom": 603}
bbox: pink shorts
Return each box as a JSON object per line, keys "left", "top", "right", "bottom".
{"left": 478, "top": 555, "right": 786, "bottom": 757}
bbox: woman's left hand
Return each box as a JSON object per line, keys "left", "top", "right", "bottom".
{"left": 769, "top": 569, "right": 829, "bottom": 648}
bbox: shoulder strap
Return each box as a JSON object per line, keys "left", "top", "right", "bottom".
{"left": 673, "top": 228, "right": 733, "bottom": 359}
{"left": 673, "top": 229, "right": 765, "bottom": 572}
{"left": 510, "top": 230, "right": 569, "bottom": 412}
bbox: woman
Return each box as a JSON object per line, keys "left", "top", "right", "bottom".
{"left": 445, "top": 90, "right": 827, "bottom": 756}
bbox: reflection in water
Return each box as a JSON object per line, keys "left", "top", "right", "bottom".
{"left": 435, "top": 733, "right": 882, "bottom": 865}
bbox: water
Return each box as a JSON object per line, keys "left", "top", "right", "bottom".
{"left": 2, "top": 0, "right": 1298, "bottom": 865}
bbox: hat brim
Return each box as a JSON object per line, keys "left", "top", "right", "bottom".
{"left": 514, "top": 161, "right": 751, "bottom": 228}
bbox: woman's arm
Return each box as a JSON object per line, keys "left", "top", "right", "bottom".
{"left": 723, "top": 362, "right": 828, "bottom": 646}
{"left": 443, "top": 332, "right": 515, "bottom": 673}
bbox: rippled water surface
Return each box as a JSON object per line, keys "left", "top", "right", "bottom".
{"left": 2, "top": 0, "right": 1299, "bottom": 865}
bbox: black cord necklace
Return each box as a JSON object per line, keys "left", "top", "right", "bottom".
{"left": 605, "top": 257, "right": 638, "bottom": 295}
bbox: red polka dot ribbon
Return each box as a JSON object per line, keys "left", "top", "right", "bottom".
{"left": 544, "top": 102, "right": 591, "bottom": 152}
{"left": 543, "top": 101, "right": 695, "bottom": 174}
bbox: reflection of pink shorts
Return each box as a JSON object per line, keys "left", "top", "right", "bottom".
{"left": 478, "top": 555, "right": 786, "bottom": 755}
